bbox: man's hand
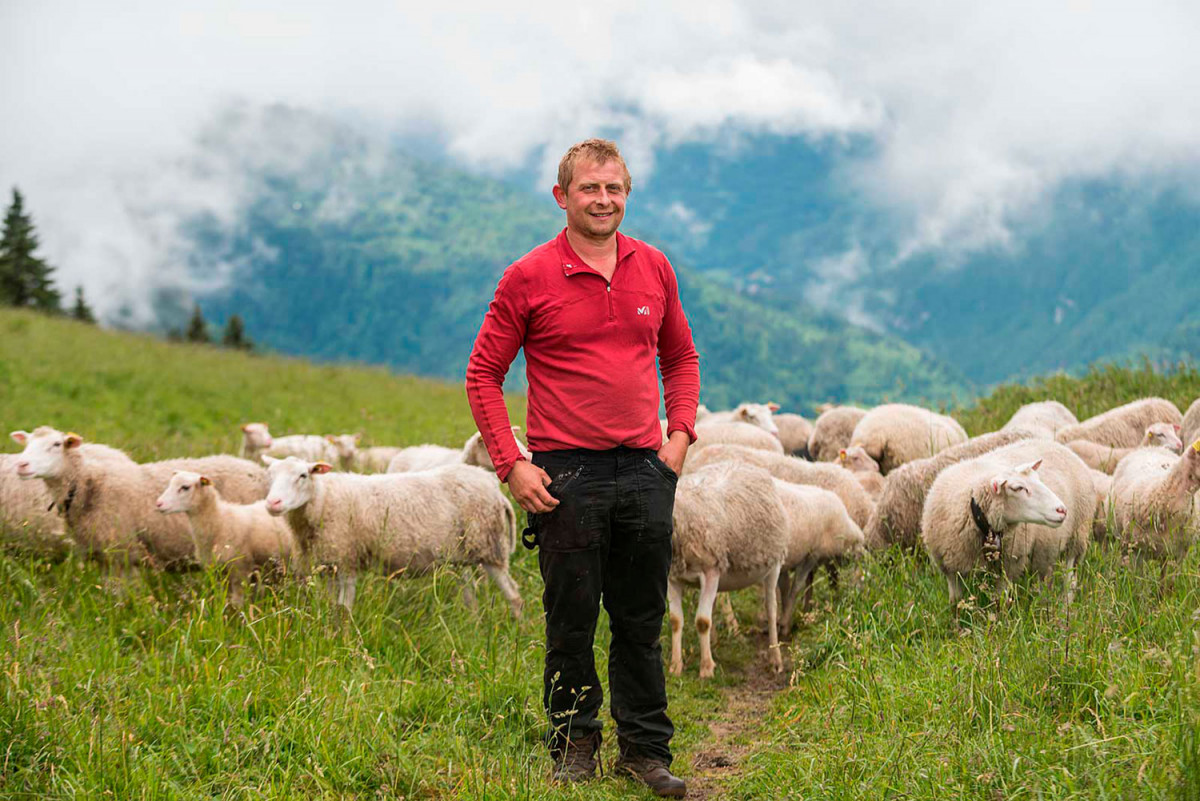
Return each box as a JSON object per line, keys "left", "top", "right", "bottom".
{"left": 656, "top": 430, "right": 690, "bottom": 476}
{"left": 507, "top": 460, "right": 561, "bottom": 513}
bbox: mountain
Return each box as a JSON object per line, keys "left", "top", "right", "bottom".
{"left": 623, "top": 136, "right": 1200, "bottom": 384}
{"left": 189, "top": 109, "right": 969, "bottom": 411}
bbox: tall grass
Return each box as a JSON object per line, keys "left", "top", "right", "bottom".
{"left": 3, "top": 309, "right": 1200, "bottom": 798}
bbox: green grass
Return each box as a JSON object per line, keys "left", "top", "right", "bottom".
{"left": 4, "top": 308, "right": 1200, "bottom": 799}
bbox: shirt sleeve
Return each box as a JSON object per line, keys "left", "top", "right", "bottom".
{"left": 466, "top": 264, "right": 530, "bottom": 481}
{"left": 656, "top": 256, "right": 701, "bottom": 444}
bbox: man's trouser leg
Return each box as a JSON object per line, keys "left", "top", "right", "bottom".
{"left": 605, "top": 448, "right": 676, "bottom": 765}
{"left": 532, "top": 450, "right": 610, "bottom": 757}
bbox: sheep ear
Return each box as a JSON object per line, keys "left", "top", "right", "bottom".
{"left": 199, "top": 475, "right": 212, "bottom": 486}
{"left": 1030, "top": 459, "right": 1043, "bottom": 472}
{"left": 311, "top": 462, "right": 333, "bottom": 475}
{"left": 325, "top": 435, "right": 336, "bottom": 443}
{"left": 64, "top": 433, "right": 82, "bottom": 449}
{"left": 10, "top": 430, "right": 29, "bottom": 445}
{"left": 241, "top": 423, "right": 251, "bottom": 433}
{"left": 991, "top": 478, "right": 1008, "bottom": 494}
{"left": 354, "top": 433, "right": 362, "bottom": 443}
{"left": 767, "top": 402, "right": 780, "bottom": 412}
{"left": 1175, "top": 424, "right": 1182, "bottom": 435}
{"left": 511, "top": 425, "right": 521, "bottom": 434}
{"left": 261, "top": 455, "right": 279, "bottom": 466}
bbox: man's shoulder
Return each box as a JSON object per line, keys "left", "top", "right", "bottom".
{"left": 623, "top": 233, "right": 670, "bottom": 266}
{"left": 506, "top": 236, "right": 562, "bottom": 280}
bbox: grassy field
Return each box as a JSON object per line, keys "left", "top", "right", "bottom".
{"left": 3, "top": 309, "right": 1200, "bottom": 799}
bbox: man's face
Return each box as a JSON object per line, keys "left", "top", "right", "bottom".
{"left": 553, "top": 158, "right": 628, "bottom": 240}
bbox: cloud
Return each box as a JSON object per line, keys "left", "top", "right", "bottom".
{"left": 3, "top": 0, "right": 1200, "bottom": 322}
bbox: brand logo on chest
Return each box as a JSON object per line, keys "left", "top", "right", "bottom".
{"left": 637, "top": 306, "right": 650, "bottom": 315}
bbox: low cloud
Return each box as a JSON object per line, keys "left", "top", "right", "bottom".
{"left": 2, "top": 1, "right": 1199, "bottom": 322}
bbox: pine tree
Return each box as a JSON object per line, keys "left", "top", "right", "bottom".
{"left": 0, "top": 188, "right": 62, "bottom": 312}
{"left": 185, "top": 304, "right": 210, "bottom": 344}
{"left": 221, "top": 314, "right": 253, "bottom": 351}
{"left": 70, "top": 286, "right": 97, "bottom": 324}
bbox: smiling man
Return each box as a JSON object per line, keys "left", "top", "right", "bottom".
{"left": 466, "top": 139, "right": 699, "bottom": 797}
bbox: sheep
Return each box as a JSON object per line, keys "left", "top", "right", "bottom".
{"left": 773, "top": 479, "right": 866, "bottom": 635}
{"left": 685, "top": 422, "right": 784, "bottom": 469}
{"left": 240, "top": 423, "right": 339, "bottom": 464}
{"left": 774, "top": 413, "right": 814, "bottom": 458}
{"left": 700, "top": 402, "right": 781, "bottom": 435}
{"left": 1053, "top": 398, "right": 1182, "bottom": 450}
{"left": 837, "top": 444, "right": 885, "bottom": 502}
{"left": 263, "top": 456, "right": 522, "bottom": 615}
{"left": 686, "top": 444, "right": 873, "bottom": 529}
{"left": 849, "top": 404, "right": 969, "bottom": 475}
{"left": 1000, "top": 401, "right": 1078, "bottom": 440}
{"left": 324, "top": 433, "right": 362, "bottom": 469}
{"left": 1065, "top": 423, "right": 1184, "bottom": 474}
{"left": 1181, "top": 398, "right": 1200, "bottom": 448}
{"left": 863, "top": 429, "right": 1035, "bottom": 550}
{"left": 0, "top": 453, "right": 66, "bottom": 555}
{"left": 808, "top": 406, "right": 867, "bottom": 462}
{"left": 1089, "top": 468, "right": 1114, "bottom": 542}
{"left": 385, "top": 428, "right": 529, "bottom": 474}
{"left": 667, "top": 462, "right": 788, "bottom": 678}
{"left": 155, "top": 471, "right": 296, "bottom": 607}
{"left": 14, "top": 427, "right": 266, "bottom": 568}
{"left": 922, "top": 440, "right": 1095, "bottom": 609}
{"left": 1111, "top": 441, "right": 1200, "bottom": 561}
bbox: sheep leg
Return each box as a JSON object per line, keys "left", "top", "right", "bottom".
{"left": 802, "top": 568, "right": 816, "bottom": 611}
{"left": 696, "top": 569, "right": 721, "bottom": 679}
{"left": 1062, "top": 556, "right": 1078, "bottom": 608}
{"left": 947, "top": 572, "right": 966, "bottom": 609}
{"left": 330, "top": 569, "right": 357, "bottom": 611}
{"left": 781, "top": 562, "right": 814, "bottom": 637}
{"left": 482, "top": 564, "right": 523, "bottom": 618}
{"left": 763, "top": 564, "right": 783, "bottom": 673}
{"left": 460, "top": 568, "right": 479, "bottom": 611}
{"left": 668, "top": 579, "right": 685, "bottom": 676}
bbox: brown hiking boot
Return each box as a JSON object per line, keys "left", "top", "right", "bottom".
{"left": 614, "top": 754, "right": 687, "bottom": 798}
{"left": 551, "top": 732, "right": 600, "bottom": 784}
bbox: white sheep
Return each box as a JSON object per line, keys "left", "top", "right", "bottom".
{"left": 686, "top": 444, "right": 873, "bottom": 529}
{"left": 240, "top": 423, "right": 339, "bottom": 464}
{"left": 324, "top": 433, "right": 362, "bottom": 469}
{"left": 849, "top": 404, "right": 969, "bottom": 475}
{"left": 1181, "top": 398, "right": 1199, "bottom": 449}
{"left": 1054, "top": 398, "right": 1182, "bottom": 450}
{"left": 774, "top": 413, "right": 814, "bottom": 458}
{"left": 14, "top": 427, "right": 266, "bottom": 568}
{"left": 1088, "top": 468, "right": 1115, "bottom": 542}
{"left": 922, "top": 440, "right": 1095, "bottom": 608}
{"left": 1, "top": 452, "right": 66, "bottom": 555}
{"left": 263, "top": 456, "right": 522, "bottom": 615}
{"left": 386, "top": 428, "right": 529, "bottom": 474}
{"left": 685, "top": 422, "right": 784, "bottom": 469}
{"left": 1111, "top": 440, "right": 1200, "bottom": 561}
{"left": 155, "top": 471, "right": 296, "bottom": 607}
{"left": 668, "top": 461, "right": 788, "bottom": 678}
{"left": 807, "top": 406, "right": 867, "bottom": 462}
{"left": 773, "top": 479, "right": 866, "bottom": 635}
{"left": 836, "top": 444, "right": 885, "bottom": 502}
{"left": 1065, "top": 422, "right": 1184, "bottom": 474}
{"left": 1000, "top": 401, "right": 1078, "bottom": 440}
{"left": 863, "top": 430, "right": 1034, "bottom": 550}
{"left": 700, "top": 402, "right": 781, "bottom": 435}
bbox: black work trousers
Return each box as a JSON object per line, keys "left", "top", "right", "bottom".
{"left": 525, "top": 446, "right": 678, "bottom": 764}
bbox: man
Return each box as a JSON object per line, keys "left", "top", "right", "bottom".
{"left": 465, "top": 138, "right": 699, "bottom": 797}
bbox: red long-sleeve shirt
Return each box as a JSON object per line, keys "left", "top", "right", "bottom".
{"left": 466, "top": 229, "right": 701, "bottom": 481}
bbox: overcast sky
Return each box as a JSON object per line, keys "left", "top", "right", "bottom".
{"left": 3, "top": 0, "right": 1200, "bottom": 321}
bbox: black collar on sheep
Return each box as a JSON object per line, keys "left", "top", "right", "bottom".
{"left": 970, "top": 495, "right": 1003, "bottom": 561}
{"left": 51, "top": 483, "right": 78, "bottom": 516}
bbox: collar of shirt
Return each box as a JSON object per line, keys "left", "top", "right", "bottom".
{"left": 555, "top": 228, "right": 639, "bottom": 278}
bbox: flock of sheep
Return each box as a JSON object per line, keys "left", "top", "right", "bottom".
{"left": 2, "top": 395, "right": 1200, "bottom": 680}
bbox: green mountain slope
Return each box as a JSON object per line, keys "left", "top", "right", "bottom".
{"left": 190, "top": 112, "right": 969, "bottom": 409}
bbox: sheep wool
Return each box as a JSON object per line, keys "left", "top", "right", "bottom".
{"left": 921, "top": 440, "right": 1095, "bottom": 608}
{"left": 1182, "top": 398, "right": 1200, "bottom": 447}
{"left": 668, "top": 461, "right": 788, "bottom": 678}
{"left": 808, "top": 406, "right": 867, "bottom": 462}
{"left": 1001, "top": 401, "right": 1078, "bottom": 440}
{"left": 772, "top": 479, "right": 866, "bottom": 634}
{"left": 864, "top": 429, "right": 1035, "bottom": 550}
{"left": 849, "top": 404, "right": 969, "bottom": 474}
{"left": 266, "top": 458, "right": 521, "bottom": 615}
{"left": 687, "top": 444, "right": 873, "bottom": 528}
{"left": 837, "top": 444, "right": 885, "bottom": 503}
{"left": 773, "top": 413, "right": 814, "bottom": 458}
{"left": 1111, "top": 442, "right": 1200, "bottom": 561}
{"left": 1054, "top": 398, "right": 1182, "bottom": 450}
{"left": 0, "top": 452, "right": 66, "bottom": 556}
{"left": 685, "top": 421, "right": 784, "bottom": 467}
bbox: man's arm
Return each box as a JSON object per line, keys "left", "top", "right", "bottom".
{"left": 656, "top": 257, "right": 701, "bottom": 474}
{"left": 465, "top": 266, "right": 560, "bottom": 512}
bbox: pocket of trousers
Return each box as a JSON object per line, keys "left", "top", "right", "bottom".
{"left": 646, "top": 454, "right": 680, "bottom": 485}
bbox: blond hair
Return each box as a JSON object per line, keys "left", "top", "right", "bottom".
{"left": 556, "top": 139, "right": 632, "bottom": 194}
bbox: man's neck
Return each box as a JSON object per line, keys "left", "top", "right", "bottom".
{"left": 565, "top": 227, "right": 618, "bottom": 277}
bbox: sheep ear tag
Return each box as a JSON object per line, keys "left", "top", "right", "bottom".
{"left": 64, "top": 433, "right": 82, "bottom": 448}
{"left": 199, "top": 476, "right": 212, "bottom": 486}
{"left": 311, "top": 462, "right": 333, "bottom": 475}
{"left": 1191, "top": 440, "right": 1200, "bottom": 453}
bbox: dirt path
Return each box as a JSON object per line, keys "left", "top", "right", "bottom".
{"left": 686, "top": 656, "right": 789, "bottom": 800}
